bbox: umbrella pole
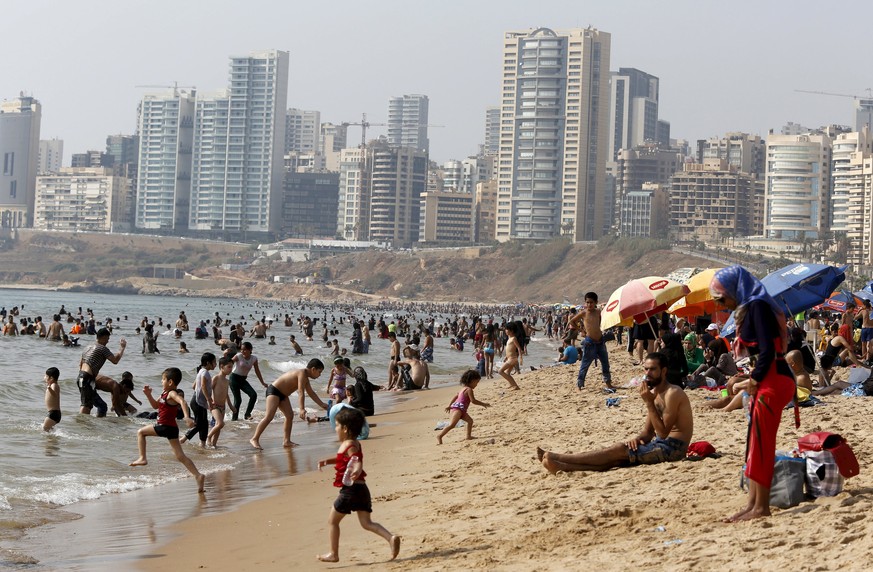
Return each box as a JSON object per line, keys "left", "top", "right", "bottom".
{"left": 648, "top": 319, "right": 658, "bottom": 339}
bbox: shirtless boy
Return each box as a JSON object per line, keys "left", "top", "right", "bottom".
{"left": 290, "top": 335, "right": 304, "bottom": 355}
{"left": 250, "top": 358, "right": 329, "bottom": 449}
{"left": 386, "top": 333, "right": 401, "bottom": 390}
{"left": 46, "top": 314, "right": 65, "bottom": 341}
{"left": 94, "top": 372, "right": 143, "bottom": 417}
{"left": 207, "top": 356, "right": 235, "bottom": 447}
{"left": 568, "top": 292, "right": 613, "bottom": 391}
{"left": 860, "top": 300, "right": 873, "bottom": 363}
{"left": 43, "top": 367, "right": 61, "bottom": 431}
{"left": 538, "top": 353, "right": 693, "bottom": 473}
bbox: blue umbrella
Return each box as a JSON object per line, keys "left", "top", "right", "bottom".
{"left": 720, "top": 263, "right": 847, "bottom": 337}
{"left": 855, "top": 290, "right": 873, "bottom": 303}
{"left": 760, "top": 263, "right": 847, "bottom": 316}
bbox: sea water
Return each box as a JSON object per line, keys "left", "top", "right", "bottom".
{"left": 0, "top": 289, "right": 562, "bottom": 568}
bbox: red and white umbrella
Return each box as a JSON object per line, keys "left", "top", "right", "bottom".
{"left": 601, "top": 276, "right": 690, "bottom": 330}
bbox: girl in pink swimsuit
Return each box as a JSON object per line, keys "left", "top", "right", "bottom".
{"left": 437, "top": 370, "right": 490, "bottom": 444}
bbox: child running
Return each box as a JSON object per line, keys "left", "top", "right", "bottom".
{"left": 316, "top": 407, "right": 400, "bottom": 563}
{"left": 437, "top": 370, "right": 490, "bottom": 445}
{"left": 43, "top": 367, "right": 61, "bottom": 431}
{"left": 206, "top": 356, "right": 235, "bottom": 447}
{"left": 129, "top": 367, "right": 205, "bottom": 493}
{"left": 327, "top": 356, "right": 349, "bottom": 404}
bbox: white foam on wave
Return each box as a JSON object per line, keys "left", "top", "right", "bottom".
{"left": 16, "top": 471, "right": 186, "bottom": 506}
{"left": 0, "top": 494, "right": 11, "bottom": 511}
{"left": 269, "top": 359, "right": 307, "bottom": 373}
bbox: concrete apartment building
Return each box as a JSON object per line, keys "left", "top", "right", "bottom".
{"left": 369, "top": 144, "right": 428, "bottom": 246}
{"left": 484, "top": 106, "right": 500, "bottom": 155}
{"left": 320, "top": 122, "right": 348, "bottom": 172}
{"left": 0, "top": 95, "right": 41, "bottom": 228}
{"left": 696, "top": 132, "right": 765, "bottom": 179}
{"left": 670, "top": 159, "right": 764, "bottom": 244}
{"left": 188, "top": 50, "right": 289, "bottom": 237}
{"left": 282, "top": 171, "right": 339, "bottom": 239}
{"left": 34, "top": 167, "right": 130, "bottom": 232}
{"left": 337, "top": 147, "right": 368, "bottom": 240}
{"left": 608, "top": 67, "right": 660, "bottom": 161}
{"left": 419, "top": 190, "right": 475, "bottom": 244}
{"left": 475, "top": 179, "right": 498, "bottom": 242}
{"left": 496, "top": 27, "right": 611, "bottom": 242}
{"left": 285, "top": 108, "right": 320, "bottom": 155}
{"left": 830, "top": 129, "right": 871, "bottom": 236}
{"left": 614, "top": 142, "right": 683, "bottom": 233}
{"left": 764, "top": 133, "right": 832, "bottom": 239}
{"left": 135, "top": 89, "right": 196, "bottom": 231}
{"left": 619, "top": 182, "right": 668, "bottom": 238}
{"left": 38, "top": 138, "right": 63, "bottom": 174}
{"left": 387, "top": 94, "right": 429, "bottom": 154}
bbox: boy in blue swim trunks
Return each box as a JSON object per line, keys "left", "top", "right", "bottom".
{"left": 537, "top": 353, "right": 693, "bottom": 473}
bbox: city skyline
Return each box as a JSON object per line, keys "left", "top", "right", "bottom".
{"left": 4, "top": 0, "right": 872, "bottom": 164}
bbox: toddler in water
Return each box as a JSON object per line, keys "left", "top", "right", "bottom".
{"left": 437, "top": 370, "right": 490, "bottom": 444}
{"left": 316, "top": 407, "right": 399, "bottom": 563}
{"left": 326, "top": 356, "right": 349, "bottom": 403}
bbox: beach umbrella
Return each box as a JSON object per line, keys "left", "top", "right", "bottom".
{"left": 855, "top": 290, "right": 873, "bottom": 303}
{"left": 601, "top": 276, "right": 690, "bottom": 330}
{"left": 667, "top": 267, "right": 723, "bottom": 318}
{"left": 760, "top": 263, "right": 847, "bottom": 316}
{"left": 818, "top": 289, "right": 863, "bottom": 313}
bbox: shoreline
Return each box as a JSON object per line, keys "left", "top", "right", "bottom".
{"left": 137, "top": 344, "right": 873, "bottom": 571}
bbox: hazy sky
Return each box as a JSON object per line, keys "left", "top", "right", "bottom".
{"left": 3, "top": 0, "right": 871, "bottom": 163}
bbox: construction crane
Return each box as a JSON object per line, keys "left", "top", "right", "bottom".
{"left": 795, "top": 88, "right": 873, "bottom": 100}
{"left": 341, "top": 113, "right": 445, "bottom": 147}
{"left": 135, "top": 82, "right": 196, "bottom": 96}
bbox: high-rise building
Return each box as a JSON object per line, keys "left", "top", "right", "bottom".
{"left": 106, "top": 134, "right": 139, "bottom": 176}
{"left": 285, "top": 109, "right": 320, "bottom": 155}
{"left": 34, "top": 167, "right": 130, "bottom": 232}
{"left": 134, "top": 89, "right": 196, "bottom": 231}
{"left": 484, "top": 106, "right": 500, "bottom": 155}
{"left": 38, "top": 138, "right": 63, "bottom": 173}
{"left": 696, "top": 132, "right": 765, "bottom": 179}
{"left": 321, "top": 122, "right": 348, "bottom": 172}
{"left": 496, "top": 27, "right": 611, "bottom": 242}
{"left": 188, "top": 50, "right": 289, "bottom": 236}
{"left": 0, "top": 95, "right": 41, "bottom": 227}
{"left": 336, "top": 143, "right": 427, "bottom": 246}
{"left": 765, "top": 133, "right": 832, "bottom": 239}
{"left": 608, "top": 68, "right": 660, "bottom": 161}
{"left": 419, "top": 190, "right": 475, "bottom": 244}
{"left": 337, "top": 147, "right": 368, "bottom": 240}
{"left": 830, "top": 130, "right": 871, "bottom": 236}
{"left": 387, "top": 94, "right": 429, "bottom": 154}
{"left": 475, "top": 179, "right": 498, "bottom": 242}
{"left": 369, "top": 144, "right": 428, "bottom": 246}
{"left": 670, "top": 159, "right": 764, "bottom": 243}
{"left": 856, "top": 99, "right": 873, "bottom": 133}
{"left": 282, "top": 171, "right": 339, "bottom": 238}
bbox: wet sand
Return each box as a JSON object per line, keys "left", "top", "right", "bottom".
{"left": 138, "top": 344, "right": 873, "bottom": 571}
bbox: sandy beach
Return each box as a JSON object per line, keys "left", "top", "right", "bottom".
{"left": 140, "top": 345, "right": 873, "bottom": 571}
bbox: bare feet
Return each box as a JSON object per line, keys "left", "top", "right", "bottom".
{"left": 249, "top": 438, "right": 263, "bottom": 450}
{"left": 316, "top": 553, "right": 339, "bottom": 562}
{"left": 390, "top": 535, "right": 401, "bottom": 560}
{"left": 465, "top": 436, "right": 478, "bottom": 441}
{"left": 725, "top": 506, "right": 770, "bottom": 522}
{"left": 541, "top": 452, "right": 560, "bottom": 475}
{"left": 129, "top": 458, "right": 148, "bottom": 467}
{"left": 282, "top": 440, "right": 299, "bottom": 448}
{"left": 179, "top": 436, "right": 188, "bottom": 444}
{"left": 437, "top": 436, "right": 443, "bottom": 445}
{"left": 536, "top": 446, "right": 546, "bottom": 462}
{"left": 723, "top": 505, "right": 753, "bottom": 523}
{"left": 509, "top": 384, "right": 520, "bottom": 391}
{"left": 196, "top": 474, "right": 205, "bottom": 493}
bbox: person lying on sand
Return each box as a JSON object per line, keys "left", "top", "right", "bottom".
{"left": 538, "top": 352, "right": 693, "bottom": 473}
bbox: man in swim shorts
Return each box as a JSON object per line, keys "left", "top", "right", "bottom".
{"left": 78, "top": 328, "right": 127, "bottom": 415}
{"left": 537, "top": 352, "right": 693, "bottom": 473}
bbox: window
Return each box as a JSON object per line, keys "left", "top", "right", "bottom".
{"left": 9, "top": 180, "right": 16, "bottom": 199}
{"left": 3, "top": 152, "right": 13, "bottom": 176}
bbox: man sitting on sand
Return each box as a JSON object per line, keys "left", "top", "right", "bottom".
{"left": 538, "top": 352, "right": 693, "bottom": 473}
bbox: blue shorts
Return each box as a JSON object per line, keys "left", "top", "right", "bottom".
{"left": 627, "top": 437, "right": 688, "bottom": 465}
{"left": 861, "top": 328, "right": 873, "bottom": 343}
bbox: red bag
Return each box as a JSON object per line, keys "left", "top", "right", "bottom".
{"left": 798, "top": 432, "right": 860, "bottom": 479}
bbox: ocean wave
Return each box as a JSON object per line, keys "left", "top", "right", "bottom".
{"left": 15, "top": 472, "right": 187, "bottom": 506}
{"left": 267, "top": 359, "right": 307, "bottom": 373}
{"left": 0, "top": 494, "right": 11, "bottom": 511}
